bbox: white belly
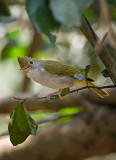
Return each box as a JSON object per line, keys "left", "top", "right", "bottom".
{"left": 27, "top": 68, "right": 74, "bottom": 89}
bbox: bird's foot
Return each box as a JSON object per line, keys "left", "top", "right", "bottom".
{"left": 47, "top": 94, "right": 51, "bottom": 100}
{"left": 47, "top": 89, "right": 63, "bottom": 100}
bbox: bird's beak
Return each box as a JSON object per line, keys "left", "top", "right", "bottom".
{"left": 20, "top": 66, "right": 31, "bottom": 71}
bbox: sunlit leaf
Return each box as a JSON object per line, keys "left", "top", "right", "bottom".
{"left": 8, "top": 103, "right": 38, "bottom": 146}
{"left": 8, "top": 30, "right": 20, "bottom": 41}
{"left": 31, "top": 110, "right": 56, "bottom": 121}
{"left": 1, "top": 46, "right": 26, "bottom": 60}
{"left": 57, "top": 116, "right": 72, "bottom": 123}
{"left": 112, "top": 8, "right": 116, "bottom": 21}
{"left": 59, "top": 107, "right": 83, "bottom": 115}
{"left": 84, "top": 9, "right": 94, "bottom": 23}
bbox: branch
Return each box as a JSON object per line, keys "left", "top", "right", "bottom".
{"left": 0, "top": 93, "right": 85, "bottom": 113}
{"left": 13, "top": 84, "right": 116, "bottom": 101}
{"left": 70, "top": 84, "right": 116, "bottom": 94}
{"left": 80, "top": 16, "right": 116, "bottom": 84}
{"left": 0, "top": 85, "right": 116, "bottom": 114}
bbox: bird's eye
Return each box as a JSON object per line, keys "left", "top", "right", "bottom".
{"left": 30, "top": 61, "right": 33, "bottom": 64}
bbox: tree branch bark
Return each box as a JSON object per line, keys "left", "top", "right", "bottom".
{"left": 0, "top": 88, "right": 116, "bottom": 114}
{"left": 0, "top": 92, "right": 84, "bottom": 113}
{"left": 80, "top": 16, "right": 116, "bottom": 84}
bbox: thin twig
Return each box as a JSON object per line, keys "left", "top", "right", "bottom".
{"left": 13, "top": 84, "right": 116, "bottom": 101}
{"left": 89, "top": 32, "right": 108, "bottom": 56}
{"left": 95, "top": 32, "right": 109, "bottom": 54}
{"left": 89, "top": 50, "right": 95, "bottom": 56}
{"left": 70, "top": 84, "right": 116, "bottom": 94}
{"left": 101, "top": 32, "right": 109, "bottom": 45}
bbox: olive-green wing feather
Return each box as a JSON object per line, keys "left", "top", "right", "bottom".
{"left": 44, "top": 60, "right": 94, "bottom": 82}
{"left": 44, "top": 60, "right": 82, "bottom": 77}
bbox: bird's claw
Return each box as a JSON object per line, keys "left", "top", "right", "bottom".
{"left": 47, "top": 91, "right": 62, "bottom": 100}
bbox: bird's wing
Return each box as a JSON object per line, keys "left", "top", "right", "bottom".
{"left": 44, "top": 60, "right": 82, "bottom": 77}
{"left": 44, "top": 60, "right": 94, "bottom": 82}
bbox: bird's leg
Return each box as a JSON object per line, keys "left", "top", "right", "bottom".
{"left": 47, "top": 89, "right": 63, "bottom": 100}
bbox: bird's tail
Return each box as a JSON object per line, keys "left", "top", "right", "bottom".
{"left": 75, "top": 80, "right": 109, "bottom": 98}
{"left": 89, "top": 81, "right": 108, "bottom": 98}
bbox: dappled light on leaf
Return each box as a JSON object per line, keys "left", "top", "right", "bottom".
{"left": 59, "top": 107, "right": 83, "bottom": 115}
{"left": 57, "top": 116, "right": 72, "bottom": 124}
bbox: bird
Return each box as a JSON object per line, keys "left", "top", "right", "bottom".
{"left": 17, "top": 56, "right": 109, "bottom": 100}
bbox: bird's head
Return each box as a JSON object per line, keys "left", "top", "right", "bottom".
{"left": 17, "top": 56, "right": 38, "bottom": 72}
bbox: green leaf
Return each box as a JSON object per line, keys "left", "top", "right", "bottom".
{"left": 31, "top": 110, "right": 56, "bottom": 121}
{"left": 101, "top": 69, "right": 110, "bottom": 78}
{"left": 50, "top": 0, "right": 93, "bottom": 27}
{"left": 26, "top": 0, "right": 60, "bottom": 43}
{"left": 50, "top": 0, "right": 80, "bottom": 27}
{"left": 61, "top": 88, "right": 70, "bottom": 96}
{"left": 1, "top": 45, "right": 26, "bottom": 60}
{"left": 59, "top": 107, "right": 83, "bottom": 115}
{"left": 8, "top": 103, "right": 38, "bottom": 146}
{"left": 107, "top": 0, "right": 116, "bottom": 7}
{"left": 0, "top": 1, "right": 11, "bottom": 16}
{"left": 8, "top": 30, "right": 20, "bottom": 41}
{"left": 84, "top": 9, "right": 95, "bottom": 23}
{"left": 57, "top": 116, "right": 72, "bottom": 123}
{"left": 84, "top": 65, "right": 91, "bottom": 76}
